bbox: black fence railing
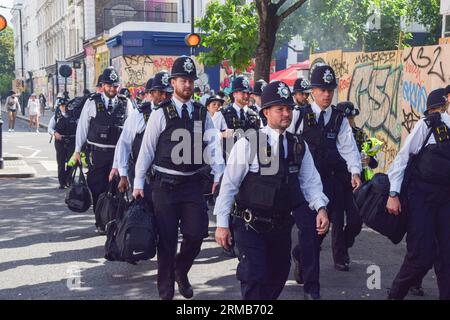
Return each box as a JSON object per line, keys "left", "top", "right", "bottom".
{"left": 103, "top": 3, "right": 178, "bottom": 31}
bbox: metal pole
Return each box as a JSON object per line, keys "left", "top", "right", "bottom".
{"left": 191, "top": 0, "right": 194, "bottom": 56}
{"left": 0, "top": 117, "right": 3, "bottom": 169}
{"left": 19, "top": 8, "right": 25, "bottom": 116}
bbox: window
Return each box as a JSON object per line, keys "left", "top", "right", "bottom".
{"left": 446, "top": 15, "right": 450, "bottom": 37}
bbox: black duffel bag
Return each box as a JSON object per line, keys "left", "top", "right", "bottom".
{"left": 65, "top": 164, "right": 92, "bottom": 213}
{"left": 96, "top": 177, "right": 130, "bottom": 231}
{"left": 105, "top": 198, "right": 157, "bottom": 265}
{"left": 355, "top": 173, "right": 407, "bottom": 245}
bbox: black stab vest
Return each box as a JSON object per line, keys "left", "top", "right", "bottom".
{"left": 235, "top": 131, "right": 307, "bottom": 219}
{"left": 87, "top": 94, "right": 127, "bottom": 147}
{"left": 153, "top": 100, "right": 208, "bottom": 172}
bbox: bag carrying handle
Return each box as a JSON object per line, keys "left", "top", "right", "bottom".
{"left": 70, "top": 163, "right": 86, "bottom": 185}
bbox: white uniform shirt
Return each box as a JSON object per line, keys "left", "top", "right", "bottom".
{"left": 388, "top": 112, "right": 450, "bottom": 193}
{"left": 287, "top": 102, "right": 362, "bottom": 175}
{"left": 213, "top": 125, "right": 329, "bottom": 228}
{"left": 47, "top": 112, "right": 75, "bottom": 135}
{"left": 133, "top": 96, "right": 225, "bottom": 190}
{"left": 113, "top": 108, "right": 148, "bottom": 177}
{"left": 75, "top": 93, "right": 133, "bottom": 153}
{"left": 210, "top": 111, "right": 228, "bottom": 132}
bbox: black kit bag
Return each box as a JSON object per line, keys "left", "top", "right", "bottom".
{"left": 65, "top": 164, "right": 92, "bottom": 213}
{"left": 355, "top": 173, "right": 407, "bottom": 245}
{"left": 105, "top": 198, "right": 157, "bottom": 265}
{"left": 354, "top": 128, "right": 434, "bottom": 245}
{"left": 96, "top": 177, "right": 130, "bottom": 231}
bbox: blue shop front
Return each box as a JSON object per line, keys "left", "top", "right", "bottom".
{"left": 107, "top": 30, "right": 220, "bottom": 94}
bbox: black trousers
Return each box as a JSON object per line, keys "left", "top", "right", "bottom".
{"left": 314, "top": 173, "right": 362, "bottom": 265}
{"left": 292, "top": 203, "right": 321, "bottom": 296}
{"left": 234, "top": 217, "right": 294, "bottom": 300}
{"left": 86, "top": 149, "right": 115, "bottom": 225}
{"left": 329, "top": 172, "right": 362, "bottom": 265}
{"left": 151, "top": 178, "right": 209, "bottom": 300}
{"left": 55, "top": 140, "right": 75, "bottom": 187}
{"left": 389, "top": 179, "right": 450, "bottom": 300}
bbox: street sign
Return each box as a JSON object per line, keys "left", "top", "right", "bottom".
{"left": 12, "top": 79, "right": 24, "bottom": 93}
{"left": 56, "top": 61, "right": 73, "bottom": 86}
{"left": 59, "top": 64, "right": 73, "bottom": 78}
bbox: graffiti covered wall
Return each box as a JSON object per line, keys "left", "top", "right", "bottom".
{"left": 310, "top": 45, "right": 450, "bottom": 171}
{"left": 112, "top": 55, "right": 210, "bottom": 96}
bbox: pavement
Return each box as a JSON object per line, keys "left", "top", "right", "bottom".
{"left": 0, "top": 113, "right": 441, "bottom": 300}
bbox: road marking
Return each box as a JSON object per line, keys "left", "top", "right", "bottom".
{"left": 40, "top": 161, "right": 58, "bottom": 171}
{"left": 27, "top": 150, "right": 42, "bottom": 158}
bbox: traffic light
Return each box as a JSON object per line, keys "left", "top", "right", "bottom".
{"left": 185, "top": 33, "right": 201, "bottom": 47}
{"left": 0, "top": 15, "right": 7, "bottom": 32}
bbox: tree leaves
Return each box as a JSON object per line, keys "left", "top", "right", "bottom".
{"left": 0, "top": 26, "right": 15, "bottom": 97}
{"left": 196, "top": 0, "right": 258, "bottom": 71}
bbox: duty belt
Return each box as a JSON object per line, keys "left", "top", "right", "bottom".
{"left": 153, "top": 170, "right": 199, "bottom": 187}
{"left": 88, "top": 144, "right": 115, "bottom": 153}
{"left": 232, "top": 207, "right": 292, "bottom": 233}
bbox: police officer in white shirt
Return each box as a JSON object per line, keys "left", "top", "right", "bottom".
{"left": 110, "top": 71, "right": 173, "bottom": 212}
{"left": 132, "top": 56, "right": 224, "bottom": 300}
{"left": 288, "top": 65, "right": 362, "bottom": 291}
{"left": 48, "top": 98, "right": 78, "bottom": 189}
{"left": 73, "top": 67, "right": 133, "bottom": 234}
{"left": 214, "top": 81, "right": 329, "bottom": 300}
{"left": 387, "top": 88, "right": 450, "bottom": 300}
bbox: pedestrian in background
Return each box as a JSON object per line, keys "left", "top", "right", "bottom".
{"left": 5, "top": 91, "right": 20, "bottom": 132}
{"left": 27, "top": 93, "right": 41, "bottom": 133}
{"left": 39, "top": 93, "right": 47, "bottom": 116}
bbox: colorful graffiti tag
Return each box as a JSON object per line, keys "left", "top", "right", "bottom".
{"left": 310, "top": 44, "right": 450, "bottom": 171}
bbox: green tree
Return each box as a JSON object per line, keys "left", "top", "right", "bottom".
{"left": 405, "top": 0, "right": 441, "bottom": 45}
{"left": 281, "top": 0, "right": 441, "bottom": 53}
{"left": 0, "top": 26, "right": 15, "bottom": 98}
{"left": 281, "top": 0, "right": 372, "bottom": 52}
{"left": 195, "top": 0, "right": 258, "bottom": 72}
{"left": 196, "top": 0, "right": 306, "bottom": 81}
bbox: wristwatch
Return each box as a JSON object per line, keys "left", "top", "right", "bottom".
{"left": 389, "top": 191, "right": 399, "bottom": 198}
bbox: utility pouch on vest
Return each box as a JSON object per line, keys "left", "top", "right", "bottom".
{"left": 237, "top": 174, "right": 278, "bottom": 212}
{"left": 92, "top": 125, "right": 111, "bottom": 143}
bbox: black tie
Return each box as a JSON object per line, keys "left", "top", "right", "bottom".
{"left": 240, "top": 108, "right": 246, "bottom": 122}
{"left": 318, "top": 111, "right": 325, "bottom": 127}
{"left": 107, "top": 99, "right": 113, "bottom": 113}
{"left": 182, "top": 104, "right": 190, "bottom": 121}
{"left": 279, "top": 134, "right": 286, "bottom": 160}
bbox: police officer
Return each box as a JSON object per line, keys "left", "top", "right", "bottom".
{"left": 132, "top": 56, "right": 224, "bottom": 300}
{"left": 112, "top": 71, "right": 173, "bottom": 211}
{"left": 250, "top": 79, "right": 268, "bottom": 113}
{"left": 293, "top": 77, "right": 311, "bottom": 105}
{"left": 289, "top": 76, "right": 316, "bottom": 288}
{"left": 74, "top": 67, "right": 133, "bottom": 234}
{"left": 387, "top": 88, "right": 450, "bottom": 300}
{"left": 143, "top": 78, "right": 154, "bottom": 104}
{"left": 214, "top": 81, "right": 329, "bottom": 300}
{"left": 148, "top": 72, "right": 173, "bottom": 108}
{"left": 221, "top": 76, "right": 260, "bottom": 132}
{"left": 48, "top": 98, "right": 78, "bottom": 189}
{"left": 336, "top": 101, "right": 380, "bottom": 178}
{"left": 289, "top": 65, "right": 362, "bottom": 278}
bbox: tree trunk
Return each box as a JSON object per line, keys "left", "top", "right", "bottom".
{"left": 254, "top": 1, "right": 279, "bottom": 82}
